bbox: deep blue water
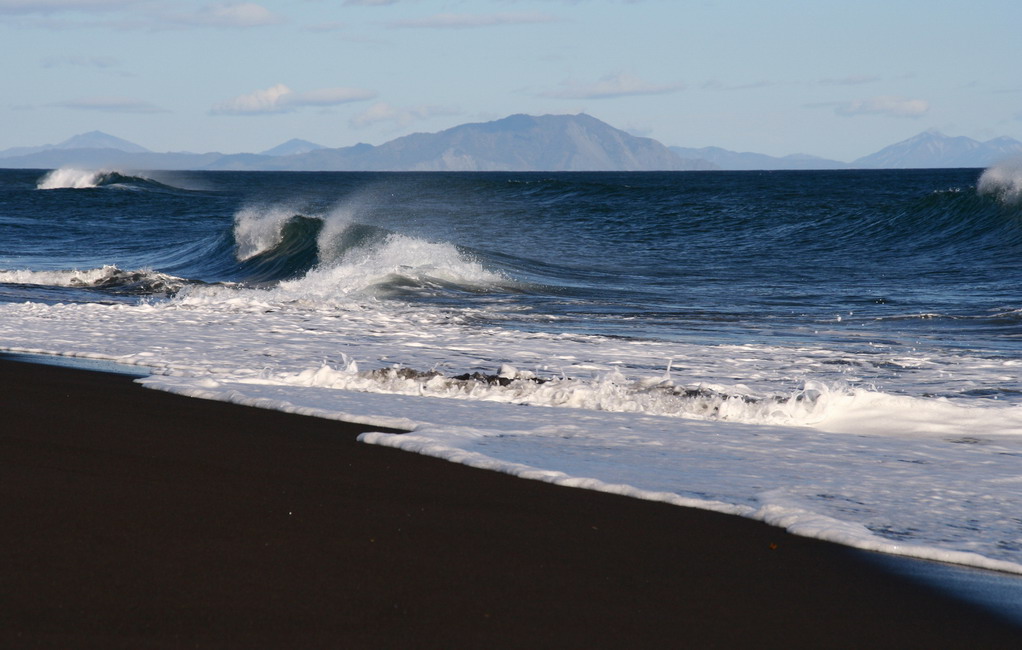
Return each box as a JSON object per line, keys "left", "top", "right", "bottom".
{"left": 2, "top": 166, "right": 1021, "bottom": 392}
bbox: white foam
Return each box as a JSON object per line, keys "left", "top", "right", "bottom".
{"left": 0, "top": 268, "right": 99, "bottom": 286}
{"left": 232, "top": 203, "right": 307, "bottom": 261}
{"left": 229, "top": 199, "right": 506, "bottom": 298}
{"left": 191, "top": 357, "right": 1022, "bottom": 439}
{"left": 810, "top": 388, "right": 1022, "bottom": 437}
{"left": 284, "top": 232, "right": 506, "bottom": 298}
{"left": 36, "top": 168, "right": 106, "bottom": 190}
{"left": 978, "top": 159, "right": 1022, "bottom": 204}
{"left": 315, "top": 203, "right": 359, "bottom": 265}
{"left": 753, "top": 494, "right": 1022, "bottom": 575}
{"left": 0, "top": 265, "right": 184, "bottom": 291}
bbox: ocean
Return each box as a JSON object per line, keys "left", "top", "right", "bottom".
{"left": 3, "top": 165, "right": 1022, "bottom": 575}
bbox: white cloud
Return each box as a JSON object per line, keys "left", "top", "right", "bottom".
{"left": 389, "top": 12, "right": 558, "bottom": 29}
{"left": 212, "top": 84, "right": 292, "bottom": 114}
{"left": 211, "top": 84, "right": 377, "bottom": 115}
{"left": 542, "top": 72, "right": 684, "bottom": 99}
{"left": 52, "top": 96, "right": 167, "bottom": 113}
{"left": 831, "top": 95, "right": 929, "bottom": 118}
{"left": 349, "top": 102, "right": 457, "bottom": 129}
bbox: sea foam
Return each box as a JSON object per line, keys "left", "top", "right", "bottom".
{"left": 37, "top": 168, "right": 107, "bottom": 190}
{"left": 286, "top": 232, "right": 506, "bottom": 297}
{"left": 978, "top": 159, "right": 1022, "bottom": 203}
{"left": 233, "top": 203, "right": 310, "bottom": 261}
{"left": 35, "top": 168, "right": 179, "bottom": 192}
{"left": 0, "top": 265, "right": 185, "bottom": 293}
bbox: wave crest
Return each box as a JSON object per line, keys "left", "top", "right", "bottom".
{"left": 37, "top": 168, "right": 109, "bottom": 189}
{"left": 227, "top": 203, "right": 508, "bottom": 298}
{"left": 0, "top": 265, "right": 187, "bottom": 295}
{"left": 233, "top": 203, "right": 312, "bottom": 261}
{"left": 286, "top": 232, "right": 507, "bottom": 298}
{"left": 36, "top": 167, "right": 180, "bottom": 191}
{"left": 978, "top": 159, "right": 1022, "bottom": 204}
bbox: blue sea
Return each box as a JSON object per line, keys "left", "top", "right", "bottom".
{"left": 3, "top": 165, "right": 1022, "bottom": 578}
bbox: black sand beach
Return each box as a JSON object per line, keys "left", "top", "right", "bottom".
{"left": 2, "top": 356, "right": 1020, "bottom": 648}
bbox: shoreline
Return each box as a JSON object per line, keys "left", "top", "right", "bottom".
{"left": 2, "top": 355, "right": 1020, "bottom": 647}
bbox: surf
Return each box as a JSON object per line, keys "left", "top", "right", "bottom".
{"left": 222, "top": 203, "right": 512, "bottom": 298}
{"left": 6, "top": 168, "right": 1022, "bottom": 577}
{"left": 36, "top": 167, "right": 185, "bottom": 192}
{"left": 0, "top": 265, "right": 188, "bottom": 295}
{"left": 978, "top": 158, "right": 1022, "bottom": 204}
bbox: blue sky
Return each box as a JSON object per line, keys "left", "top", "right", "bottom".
{"left": 2, "top": 0, "right": 1020, "bottom": 161}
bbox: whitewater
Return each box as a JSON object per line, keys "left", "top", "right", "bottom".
{"left": 3, "top": 165, "right": 1022, "bottom": 576}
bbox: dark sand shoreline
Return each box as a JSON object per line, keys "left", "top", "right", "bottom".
{"left": 2, "top": 356, "right": 1020, "bottom": 648}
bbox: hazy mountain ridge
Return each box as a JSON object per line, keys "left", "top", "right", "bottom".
{"left": 1, "top": 114, "right": 698, "bottom": 171}
{"left": 0, "top": 130, "right": 150, "bottom": 160}
{"left": 0, "top": 149, "right": 222, "bottom": 170}
{"left": 852, "top": 131, "right": 1022, "bottom": 168}
{"left": 259, "top": 139, "right": 326, "bottom": 157}
{"left": 2, "top": 116, "right": 1020, "bottom": 171}
{"left": 672, "top": 132, "right": 1022, "bottom": 170}
{"left": 208, "top": 114, "right": 701, "bottom": 171}
{"left": 670, "top": 146, "right": 848, "bottom": 170}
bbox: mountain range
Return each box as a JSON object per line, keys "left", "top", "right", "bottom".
{"left": 1, "top": 115, "right": 1019, "bottom": 172}
{"left": 850, "top": 131, "right": 1022, "bottom": 168}
{"left": 670, "top": 131, "right": 1022, "bottom": 170}
{"left": 668, "top": 146, "right": 849, "bottom": 170}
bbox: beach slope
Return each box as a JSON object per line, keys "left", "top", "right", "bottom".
{"left": 1, "top": 357, "right": 1019, "bottom": 648}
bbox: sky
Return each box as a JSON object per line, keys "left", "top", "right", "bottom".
{"left": 2, "top": 0, "right": 1020, "bottom": 161}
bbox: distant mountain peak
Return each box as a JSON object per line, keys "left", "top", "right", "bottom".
{"left": 479, "top": 113, "right": 540, "bottom": 131}
{"left": 255, "top": 113, "right": 704, "bottom": 172}
{"left": 56, "top": 131, "right": 150, "bottom": 153}
{"left": 985, "top": 135, "right": 1021, "bottom": 146}
{"left": 854, "top": 131, "right": 1022, "bottom": 168}
{"left": 260, "top": 138, "right": 326, "bottom": 156}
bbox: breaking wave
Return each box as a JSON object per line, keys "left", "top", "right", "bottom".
{"left": 36, "top": 168, "right": 182, "bottom": 192}
{"left": 244, "top": 359, "right": 1022, "bottom": 438}
{"left": 221, "top": 204, "right": 509, "bottom": 299}
{"left": 0, "top": 265, "right": 188, "bottom": 295}
{"left": 978, "top": 159, "right": 1022, "bottom": 204}
{"left": 2, "top": 199, "right": 511, "bottom": 301}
